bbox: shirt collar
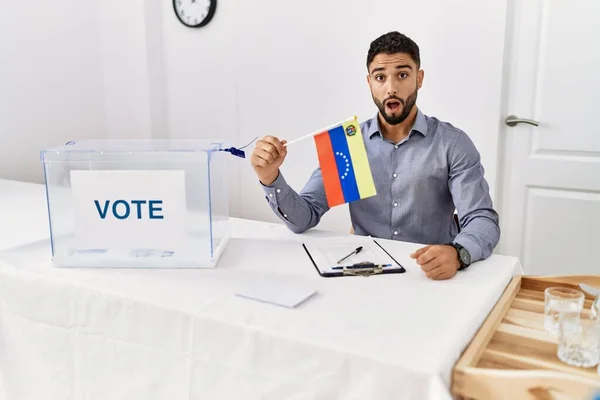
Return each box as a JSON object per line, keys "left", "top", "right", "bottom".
{"left": 367, "top": 108, "right": 429, "bottom": 138}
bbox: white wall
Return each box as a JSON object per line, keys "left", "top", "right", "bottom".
{"left": 0, "top": 0, "right": 166, "bottom": 184}
{"left": 99, "top": 0, "right": 169, "bottom": 140}
{"left": 2, "top": 0, "right": 508, "bottom": 233}
{"left": 0, "top": 0, "right": 106, "bottom": 183}
{"left": 164, "top": 0, "right": 509, "bottom": 232}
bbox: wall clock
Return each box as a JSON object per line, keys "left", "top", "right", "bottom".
{"left": 173, "top": 0, "right": 217, "bottom": 28}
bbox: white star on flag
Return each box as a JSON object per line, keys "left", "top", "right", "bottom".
{"left": 335, "top": 151, "right": 350, "bottom": 180}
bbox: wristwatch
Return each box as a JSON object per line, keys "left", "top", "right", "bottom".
{"left": 447, "top": 242, "right": 471, "bottom": 271}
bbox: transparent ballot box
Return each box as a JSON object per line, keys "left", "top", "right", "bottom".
{"left": 40, "top": 139, "right": 230, "bottom": 268}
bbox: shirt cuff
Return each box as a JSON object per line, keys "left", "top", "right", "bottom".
{"left": 260, "top": 172, "right": 292, "bottom": 208}
{"left": 453, "top": 236, "right": 482, "bottom": 264}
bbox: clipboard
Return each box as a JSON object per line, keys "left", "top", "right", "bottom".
{"left": 302, "top": 238, "right": 406, "bottom": 277}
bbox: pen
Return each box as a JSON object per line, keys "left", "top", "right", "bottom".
{"left": 331, "top": 263, "right": 393, "bottom": 270}
{"left": 337, "top": 246, "right": 363, "bottom": 264}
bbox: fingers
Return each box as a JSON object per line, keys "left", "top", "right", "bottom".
{"left": 409, "top": 245, "right": 430, "bottom": 259}
{"left": 415, "top": 247, "right": 439, "bottom": 269}
{"left": 251, "top": 149, "right": 278, "bottom": 168}
{"left": 415, "top": 245, "right": 460, "bottom": 280}
{"left": 251, "top": 136, "right": 287, "bottom": 168}
{"left": 413, "top": 245, "right": 458, "bottom": 279}
{"left": 412, "top": 245, "right": 460, "bottom": 280}
{"left": 425, "top": 266, "right": 443, "bottom": 279}
{"left": 422, "top": 261, "right": 447, "bottom": 279}
{"left": 428, "top": 267, "right": 454, "bottom": 280}
{"left": 420, "top": 258, "right": 442, "bottom": 273}
{"left": 261, "top": 136, "right": 286, "bottom": 156}
{"left": 256, "top": 141, "right": 282, "bottom": 160}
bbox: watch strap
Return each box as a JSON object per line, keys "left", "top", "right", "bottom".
{"left": 447, "top": 242, "right": 469, "bottom": 270}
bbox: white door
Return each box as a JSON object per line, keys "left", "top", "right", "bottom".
{"left": 497, "top": 0, "right": 600, "bottom": 275}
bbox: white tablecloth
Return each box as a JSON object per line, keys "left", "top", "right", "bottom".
{"left": 0, "top": 180, "right": 523, "bottom": 400}
{"left": 0, "top": 179, "right": 50, "bottom": 250}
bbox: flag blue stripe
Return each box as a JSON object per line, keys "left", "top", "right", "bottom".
{"left": 328, "top": 125, "right": 360, "bottom": 203}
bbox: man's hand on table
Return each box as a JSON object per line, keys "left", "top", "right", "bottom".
{"left": 410, "top": 245, "right": 460, "bottom": 280}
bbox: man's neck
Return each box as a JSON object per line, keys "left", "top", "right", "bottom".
{"left": 378, "top": 107, "right": 418, "bottom": 144}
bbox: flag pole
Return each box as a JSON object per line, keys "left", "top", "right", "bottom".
{"left": 283, "top": 115, "right": 357, "bottom": 147}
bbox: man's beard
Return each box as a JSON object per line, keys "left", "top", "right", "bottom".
{"left": 373, "top": 87, "right": 418, "bottom": 125}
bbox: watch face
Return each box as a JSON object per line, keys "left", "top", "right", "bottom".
{"left": 459, "top": 248, "right": 471, "bottom": 265}
{"left": 173, "top": 0, "right": 217, "bottom": 28}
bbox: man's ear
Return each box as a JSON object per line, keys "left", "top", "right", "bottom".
{"left": 417, "top": 69, "right": 424, "bottom": 89}
{"left": 366, "top": 74, "right": 371, "bottom": 86}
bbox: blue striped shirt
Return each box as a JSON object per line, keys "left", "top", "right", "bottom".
{"left": 261, "top": 108, "right": 500, "bottom": 262}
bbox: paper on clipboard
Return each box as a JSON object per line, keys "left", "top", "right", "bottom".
{"left": 302, "top": 236, "right": 404, "bottom": 276}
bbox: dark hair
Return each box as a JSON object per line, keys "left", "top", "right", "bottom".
{"left": 366, "top": 31, "right": 421, "bottom": 71}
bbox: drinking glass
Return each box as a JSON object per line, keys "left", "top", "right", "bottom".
{"left": 592, "top": 295, "right": 599, "bottom": 320}
{"left": 544, "top": 287, "right": 584, "bottom": 334}
{"left": 557, "top": 316, "right": 600, "bottom": 368}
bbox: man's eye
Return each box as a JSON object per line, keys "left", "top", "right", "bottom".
{"left": 399, "top": 72, "right": 408, "bottom": 79}
{"left": 376, "top": 75, "right": 385, "bottom": 81}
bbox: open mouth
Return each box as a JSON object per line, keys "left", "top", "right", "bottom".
{"left": 385, "top": 100, "right": 402, "bottom": 112}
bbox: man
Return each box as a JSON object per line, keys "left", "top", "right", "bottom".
{"left": 250, "top": 31, "right": 500, "bottom": 280}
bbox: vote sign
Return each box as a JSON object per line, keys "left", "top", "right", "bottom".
{"left": 93, "top": 199, "right": 165, "bottom": 220}
{"left": 70, "top": 170, "right": 187, "bottom": 250}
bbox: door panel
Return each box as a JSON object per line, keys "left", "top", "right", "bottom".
{"left": 532, "top": 1, "right": 600, "bottom": 154}
{"left": 524, "top": 187, "right": 600, "bottom": 275}
{"left": 498, "top": 0, "right": 600, "bottom": 275}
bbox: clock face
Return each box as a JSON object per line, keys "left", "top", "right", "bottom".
{"left": 173, "top": 0, "right": 217, "bottom": 28}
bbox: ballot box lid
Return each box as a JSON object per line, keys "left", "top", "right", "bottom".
{"left": 41, "top": 139, "right": 226, "bottom": 160}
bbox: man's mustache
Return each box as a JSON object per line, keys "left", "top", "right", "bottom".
{"left": 384, "top": 96, "right": 405, "bottom": 105}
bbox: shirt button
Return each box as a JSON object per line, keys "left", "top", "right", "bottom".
{"left": 393, "top": 173, "right": 398, "bottom": 178}
{"left": 269, "top": 193, "right": 273, "bottom": 197}
{"left": 394, "top": 145, "right": 399, "bottom": 149}
{"left": 276, "top": 189, "right": 281, "bottom": 193}
{"left": 393, "top": 202, "right": 398, "bottom": 207}
{"left": 283, "top": 214, "right": 288, "bottom": 218}
{"left": 393, "top": 231, "right": 398, "bottom": 235}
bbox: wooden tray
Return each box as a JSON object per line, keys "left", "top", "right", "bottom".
{"left": 452, "top": 275, "right": 600, "bottom": 400}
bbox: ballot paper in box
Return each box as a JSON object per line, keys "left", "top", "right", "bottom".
{"left": 40, "top": 139, "right": 230, "bottom": 268}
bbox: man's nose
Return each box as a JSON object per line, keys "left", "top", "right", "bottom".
{"left": 385, "top": 81, "right": 398, "bottom": 95}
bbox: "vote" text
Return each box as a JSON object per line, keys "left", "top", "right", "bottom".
{"left": 94, "top": 200, "right": 164, "bottom": 220}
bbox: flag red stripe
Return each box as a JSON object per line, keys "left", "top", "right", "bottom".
{"left": 314, "top": 131, "right": 344, "bottom": 207}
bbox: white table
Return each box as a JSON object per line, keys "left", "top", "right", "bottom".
{"left": 0, "top": 180, "right": 523, "bottom": 400}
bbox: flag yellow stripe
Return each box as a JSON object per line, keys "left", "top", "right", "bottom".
{"left": 343, "top": 120, "right": 377, "bottom": 199}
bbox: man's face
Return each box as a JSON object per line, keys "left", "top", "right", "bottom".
{"left": 367, "top": 53, "right": 423, "bottom": 125}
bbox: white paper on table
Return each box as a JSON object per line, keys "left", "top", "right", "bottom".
{"left": 235, "top": 281, "right": 317, "bottom": 308}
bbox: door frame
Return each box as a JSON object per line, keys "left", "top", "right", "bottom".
{"left": 494, "top": 0, "right": 546, "bottom": 260}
